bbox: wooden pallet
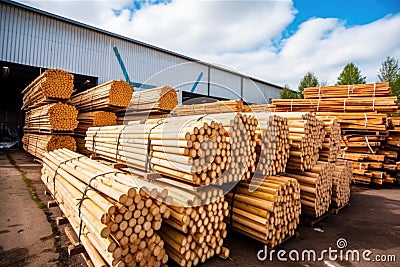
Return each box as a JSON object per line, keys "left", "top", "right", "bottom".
{"left": 301, "top": 213, "right": 330, "bottom": 227}
{"left": 329, "top": 202, "right": 350, "bottom": 215}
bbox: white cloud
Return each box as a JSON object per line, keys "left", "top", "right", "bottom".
{"left": 17, "top": 0, "right": 400, "bottom": 90}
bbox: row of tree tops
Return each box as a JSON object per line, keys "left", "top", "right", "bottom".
{"left": 281, "top": 56, "right": 400, "bottom": 100}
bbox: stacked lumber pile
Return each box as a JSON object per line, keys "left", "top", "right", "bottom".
{"left": 250, "top": 113, "right": 290, "bottom": 176}
{"left": 318, "top": 112, "right": 392, "bottom": 185}
{"left": 85, "top": 116, "right": 232, "bottom": 186}
{"left": 75, "top": 111, "right": 117, "bottom": 154}
{"left": 173, "top": 99, "right": 243, "bottom": 116}
{"left": 205, "top": 113, "right": 258, "bottom": 182}
{"left": 226, "top": 176, "right": 301, "bottom": 248}
{"left": 22, "top": 134, "right": 76, "bottom": 159}
{"left": 286, "top": 161, "right": 334, "bottom": 217}
{"left": 22, "top": 69, "right": 74, "bottom": 110}
{"left": 386, "top": 117, "right": 400, "bottom": 182}
{"left": 118, "top": 86, "right": 177, "bottom": 124}
{"left": 160, "top": 196, "right": 229, "bottom": 266}
{"left": 331, "top": 159, "right": 352, "bottom": 209}
{"left": 271, "top": 97, "right": 398, "bottom": 113}
{"left": 273, "top": 112, "right": 325, "bottom": 171}
{"left": 24, "top": 102, "right": 78, "bottom": 133}
{"left": 41, "top": 149, "right": 170, "bottom": 267}
{"left": 247, "top": 104, "right": 275, "bottom": 113}
{"left": 271, "top": 82, "right": 399, "bottom": 185}
{"left": 71, "top": 80, "right": 133, "bottom": 112}
{"left": 22, "top": 70, "right": 77, "bottom": 158}
{"left": 316, "top": 116, "right": 341, "bottom": 162}
{"left": 303, "top": 82, "right": 391, "bottom": 99}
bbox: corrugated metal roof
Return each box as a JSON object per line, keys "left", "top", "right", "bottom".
{"left": 2, "top": 0, "right": 282, "bottom": 90}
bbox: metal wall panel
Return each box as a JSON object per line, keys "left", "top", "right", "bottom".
{"left": 209, "top": 68, "right": 241, "bottom": 100}
{"left": 0, "top": 1, "right": 281, "bottom": 99}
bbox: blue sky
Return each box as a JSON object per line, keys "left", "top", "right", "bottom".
{"left": 18, "top": 0, "right": 400, "bottom": 89}
{"left": 287, "top": 0, "right": 400, "bottom": 36}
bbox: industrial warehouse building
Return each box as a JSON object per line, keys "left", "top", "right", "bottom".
{"left": 0, "top": 0, "right": 282, "bottom": 133}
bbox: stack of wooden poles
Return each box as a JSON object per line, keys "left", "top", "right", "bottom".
{"left": 250, "top": 113, "right": 290, "bottom": 176}
{"left": 273, "top": 112, "right": 325, "bottom": 171}
{"left": 41, "top": 149, "right": 171, "bottom": 267}
{"left": 75, "top": 111, "right": 117, "bottom": 154}
{"left": 331, "top": 159, "right": 352, "bottom": 209}
{"left": 85, "top": 115, "right": 232, "bottom": 186}
{"left": 22, "top": 68, "right": 74, "bottom": 110}
{"left": 286, "top": 161, "right": 334, "bottom": 217}
{"left": 226, "top": 175, "right": 301, "bottom": 248}
{"left": 315, "top": 115, "right": 341, "bottom": 162}
{"left": 160, "top": 196, "right": 230, "bottom": 266}
{"left": 71, "top": 80, "right": 133, "bottom": 112}
{"left": 22, "top": 134, "right": 76, "bottom": 159}
{"left": 173, "top": 100, "right": 244, "bottom": 116}
{"left": 118, "top": 86, "right": 177, "bottom": 123}
{"left": 22, "top": 69, "right": 78, "bottom": 158}
{"left": 71, "top": 80, "right": 132, "bottom": 155}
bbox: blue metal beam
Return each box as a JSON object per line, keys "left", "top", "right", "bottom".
{"left": 113, "top": 46, "right": 156, "bottom": 89}
{"left": 190, "top": 72, "right": 204, "bottom": 93}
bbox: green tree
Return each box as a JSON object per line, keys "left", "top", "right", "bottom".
{"left": 377, "top": 56, "right": 400, "bottom": 99}
{"left": 280, "top": 84, "right": 299, "bottom": 99}
{"left": 298, "top": 72, "right": 319, "bottom": 98}
{"left": 337, "top": 63, "right": 366, "bottom": 85}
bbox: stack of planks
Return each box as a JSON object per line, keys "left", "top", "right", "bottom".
{"left": 75, "top": 111, "right": 117, "bottom": 154}
{"left": 226, "top": 175, "right": 301, "bottom": 248}
{"left": 85, "top": 115, "right": 232, "bottom": 186}
{"left": 22, "top": 69, "right": 78, "bottom": 158}
{"left": 303, "top": 82, "right": 392, "bottom": 99}
{"left": 331, "top": 159, "right": 352, "bottom": 209}
{"left": 286, "top": 161, "right": 334, "bottom": 217}
{"left": 41, "top": 149, "right": 170, "bottom": 267}
{"left": 274, "top": 112, "right": 325, "bottom": 171}
{"left": 330, "top": 112, "right": 393, "bottom": 185}
{"left": 22, "top": 69, "right": 74, "bottom": 110}
{"left": 386, "top": 117, "right": 400, "bottom": 182}
{"left": 118, "top": 86, "right": 177, "bottom": 124}
{"left": 160, "top": 196, "right": 229, "bottom": 266}
{"left": 271, "top": 97, "right": 399, "bottom": 113}
{"left": 250, "top": 113, "right": 290, "bottom": 176}
{"left": 71, "top": 80, "right": 133, "bottom": 112}
{"left": 22, "top": 134, "right": 76, "bottom": 159}
{"left": 24, "top": 102, "right": 79, "bottom": 133}
{"left": 173, "top": 100, "right": 244, "bottom": 116}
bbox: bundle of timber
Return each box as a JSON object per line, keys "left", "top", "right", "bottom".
{"left": 249, "top": 113, "right": 290, "bottom": 176}
{"left": 161, "top": 196, "right": 230, "bottom": 266}
{"left": 315, "top": 116, "right": 341, "bottom": 162}
{"left": 22, "top": 134, "right": 76, "bottom": 159}
{"left": 303, "top": 82, "right": 391, "bottom": 99}
{"left": 205, "top": 112, "right": 258, "bottom": 182}
{"left": 71, "top": 80, "right": 133, "bottom": 112}
{"left": 173, "top": 99, "right": 243, "bottom": 116}
{"left": 225, "top": 176, "right": 301, "bottom": 248}
{"left": 286, "top": 161, "right": 334, "bottom": 217}
{"left": 22, "top": 69, "right": 74, "bottom": 110}
{"left": 386, "top": 117, "right": 400, "bottom": 182}
{"left": 24, "top": 102, "right": 79, "bottom": 133}
{"left": 118, "top": 86, "right": 177, "bottom": 123}
{"left": 271, "top": 96, "right": 399, "bottom": 113}
{"left": 85, "top": 115, "right": 232, "bottom": 186}
{"left": 273, "top": 112, "right": 325, "bottom": 171}
{"left": 246, "top": 104, "right": 276, "bottom": 113}
{"left": 329, "top": 112, "right": 393, "bottom": 185}
{"left": 41, "top": 149, "right": 170, "bottom": 267}
{"left": 331, "top": 159, "right": 352, "bottom": 209}
{"left": 75, "top": 111, "right": 116, "bottom": 154}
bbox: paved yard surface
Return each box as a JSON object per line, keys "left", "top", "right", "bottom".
{"left": 0, "top": 150, "right": 399, "bottom": 267}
